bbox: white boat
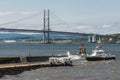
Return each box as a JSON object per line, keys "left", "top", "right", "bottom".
{"left": 67, "top": 51, "right": 86, "bottom": 61}
{"left": 49, "top": 56, "right": 73, "bottom": 66}
{"left": 85, "top": 46, "right": 116, "bottom": 61}
{"left": 67, "top": 51, "right": 80, "bottom": 60}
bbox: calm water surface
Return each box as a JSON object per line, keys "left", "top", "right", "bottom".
{"left": 0, "top": 43, "right": 120, "bottom": 80}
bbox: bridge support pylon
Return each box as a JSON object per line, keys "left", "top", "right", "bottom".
{"left": 43, "top": 9, "right": 51, "bottom": 44}
{"left": 88, "top": 35, "right": 96, "bottom": 43}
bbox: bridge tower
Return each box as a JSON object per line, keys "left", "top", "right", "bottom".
{"left": 92, "top": 35, "right": 96, "bottom": 43}
{"left": 43, "top": 9, "right": 50, "bottom": 44}
{"left": 97, "top": 36, "right": 102, "bottom": 43}
{"left": 88, "top": 35, "right": 96, "bottom": 43}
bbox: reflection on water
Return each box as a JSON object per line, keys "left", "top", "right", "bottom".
{"left": 0, "top": 43, "right": 119, "bottom": 57}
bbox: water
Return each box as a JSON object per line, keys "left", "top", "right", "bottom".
{"left": 0, "top": 43, "right": 120, "bottom": 80}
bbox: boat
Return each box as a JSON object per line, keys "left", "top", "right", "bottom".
{"left": 65, "top": 43, "right": 87, "bottom": 61}
{"left": 49, "top": 56, "right": 73, "bottom": 66}
{"left": 85, "top": 46, "right": 116, "bottom": 61}
{"left": 66, "top": 51, "right": 86, "bottom": 61}
{"left": 67, "top": 51, "right": 80, "bottom": 61}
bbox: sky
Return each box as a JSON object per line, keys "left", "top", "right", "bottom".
{"left": 0, "top": 0, "right": 120, "bottom": 34}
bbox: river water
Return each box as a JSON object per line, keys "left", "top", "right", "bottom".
{"left": 0, "top": 43, "right": 120, "bottom": 80}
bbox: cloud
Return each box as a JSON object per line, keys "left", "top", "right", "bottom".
{"left": 0, "top": 11, "right": 14, "bottom": 16}
{"left": 19, "top": 11, "right": 38, "bottom": 15}
{"left": 50, "top": 24, "right": 96, "bottom": 34}
{"left": 0, "top": 11, "right": 41, "bottom": 25}
{"left": 0, "top": 11, "right": 39, "bottom": 16}
{"left": 102, "top": 24, "right": 112, "bottom": 28}
{"left": 0, "top": 10, "right": 119, "bottom": 34}
{"left": 50, "top": 24, "right": 119, "bottom": 34}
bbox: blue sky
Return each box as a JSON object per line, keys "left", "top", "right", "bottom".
{"left": 0, "top": 0, "right": 120, "bottom": 34}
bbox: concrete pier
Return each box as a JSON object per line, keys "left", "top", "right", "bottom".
{"left": 0, "top": 56, "right": 50, "bottom": 78}
{"left": 0, "top": 61, "right": 49, "bottom": 77}
{"left": 0, "top": 56, "right": 50, "bottom": 64}
{"left": 0, "top": 61, "right": 49, "bottom": 69}
{"left": 0, "top": 56, "right": 73, "bottom": 78}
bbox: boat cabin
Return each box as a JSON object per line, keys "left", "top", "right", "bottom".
{"left": 91, "top": 49, "right": 105, "bottom": 56}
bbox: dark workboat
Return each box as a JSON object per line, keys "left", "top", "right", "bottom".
{"left": 86, "top": 46, "right": 116, "bottom": 61}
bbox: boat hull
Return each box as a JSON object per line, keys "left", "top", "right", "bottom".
{"left": 86, "top": 56, "right": 116, "bottom": 61}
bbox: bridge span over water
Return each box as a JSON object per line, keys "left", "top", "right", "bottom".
{"left": 0, "top": 28, "right": 94, "bottom": 36}
{"left": 0, "top": 28, "right": 112, "bottom": 43}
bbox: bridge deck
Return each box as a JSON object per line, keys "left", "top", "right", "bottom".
{"left": 0, "top": 28, "right": 95, "bottom": 36}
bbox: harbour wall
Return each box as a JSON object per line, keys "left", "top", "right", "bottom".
{"left": 0, "top": 56, "right": 50, "bottom": 64}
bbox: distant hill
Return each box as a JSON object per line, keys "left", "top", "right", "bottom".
{"left": 102, "top": 33, "right": 120, "bottom": 43}
{"left": 111, "top": 33, "right": 120, "bottom": 43}
{"left": 0, "top": 33, "right": 28, "bottom": 39}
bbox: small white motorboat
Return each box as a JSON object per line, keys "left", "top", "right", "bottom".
{"left": 67, "top": 51, "right": 86, "bottom": 61}
{"left": 67, "top": 51, "right": 80, "bottom": 61}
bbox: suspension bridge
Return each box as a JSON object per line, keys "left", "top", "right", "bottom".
{"left": 0, "top": 9, "right": 112, "bottom": 43}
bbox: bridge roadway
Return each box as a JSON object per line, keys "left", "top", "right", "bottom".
{"left": 0, "top": 28, "right": 95, "bottom": 36}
